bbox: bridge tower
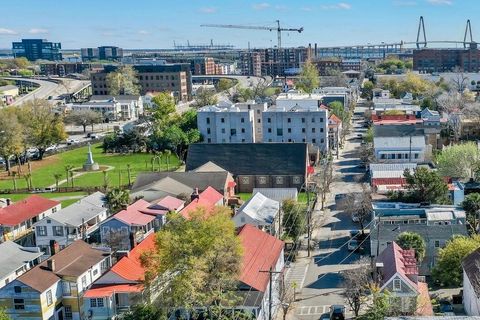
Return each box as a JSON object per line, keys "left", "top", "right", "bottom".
{"left": 464, "top": 19, "right": 474, "bottom": 48}
{"left": 416, "top": 16, "right": 427, "bottom": 49}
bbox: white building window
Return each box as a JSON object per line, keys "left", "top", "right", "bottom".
{"left": 393, "top": 279, "right": 401, "bottom": 291}
{"left": 46, "top": 290, "right": 53, "bottom": 306}
{"left": 36, "top": 226, "right": 47, "bottom": 236}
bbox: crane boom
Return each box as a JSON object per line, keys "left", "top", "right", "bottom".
{"left": 200, "top": 20, "right": 303, "bottom": 48}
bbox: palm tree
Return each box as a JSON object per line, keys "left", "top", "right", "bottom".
{"left": 103, "top": 170, "right": 109, "bottom": 190}
{"left": 24, "top": 173, "right": 32, "bottom": 190}
{"left": 53, "top": 173, "right": 62, "bottom": 190}
{"left": 11, "top": 171, "right": 17, "bottom": 191}
{"left": 105, "top": 188, "right": 130, "bottom": 214}
{"left": 65, "top": 165, "right": 73, "bottom": 186}
{"left": 164, "top": 150, "right": 172, "bottom": 171}
{"left": 126, "top": 164, "right": 132, "bottom": 186}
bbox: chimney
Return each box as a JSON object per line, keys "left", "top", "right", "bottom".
{"left": 47, "top": 259, "right": 56, "bottom": 272}
{"left": 191, "top": 188, "right": 200, "bottom": 202}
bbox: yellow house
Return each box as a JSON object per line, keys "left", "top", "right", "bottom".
{"left": 0, "top": 240, "right": 111, "bottom": 320}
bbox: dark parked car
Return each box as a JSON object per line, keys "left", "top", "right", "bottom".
{"left": 439, "top": 300, "right": 454, "bottom": 314}
{"left": 329, "top": 305, "right": 345, "bottom": 320}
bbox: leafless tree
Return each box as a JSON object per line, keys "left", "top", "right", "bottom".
{"left": 341, "top": 257, "right": 372, "bottom": 317}
{"left": 344, "top": 184, "right": 372, "bottom": 236}
{"left": 451, "top": 66, "right": 469, "bottom": 92}
{"left": 314, "top": 159, "right": 334, "bottom": 210}
{"left": 277, "top": 278, "right": 296, "bottom": 320}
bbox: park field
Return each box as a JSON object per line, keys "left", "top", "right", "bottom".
{"left": 0, "top": 191, "right": 88, "bottom": 208}
{"left": 0, "top": 144, "right": 180, "bottom": 191}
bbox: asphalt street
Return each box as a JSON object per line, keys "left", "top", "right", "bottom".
{"left": 287, "top": 104, "right": 370, "bottom": 320}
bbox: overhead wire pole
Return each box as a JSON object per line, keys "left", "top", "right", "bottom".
{"left": 260, "top": 267, "right": 282, "bottom": 320}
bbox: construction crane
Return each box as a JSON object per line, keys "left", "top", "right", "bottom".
{"left": 200, "top": 20, "right": 303, "bottom": 49}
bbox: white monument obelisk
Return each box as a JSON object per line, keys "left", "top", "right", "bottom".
{"left": 83, "top": 143, "right": 99, "bottom": 171}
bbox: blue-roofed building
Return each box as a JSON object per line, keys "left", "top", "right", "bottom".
{"left": 370, "top": 202, "right": 467, "bottom": 275}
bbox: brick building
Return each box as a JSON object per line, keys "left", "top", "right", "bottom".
{"left": 413, "top": 45, "right": 480, "bottom": 72}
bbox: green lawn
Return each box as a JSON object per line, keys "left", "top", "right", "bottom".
{"left": 0, "top": 144, "right": 180, "bottom": 190}
{"left": 238, "top": 191, "right": 313, "bottom": 204}
{"left": 0, "top": 191, "right": 87, "bottom": 208}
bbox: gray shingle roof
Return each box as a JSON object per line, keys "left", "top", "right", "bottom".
{"left": 0, "top": 241, "right": 43, "bottom": 281}
{"left": 131, "top": 172, "right": 229, "bottom": 195}
{"left": 45, "top": 192, "right": 106, "bottom": 227}
{"left": 252, "top": 188, "right": 298, "bottom": 202}
{"left": 186, "top": 143, "right": 308, "bottom": 176}
{"left": 371, "top": 223, "right": 467, "bottom": 242}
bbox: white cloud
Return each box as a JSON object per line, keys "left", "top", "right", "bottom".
{"left": 199, "top": 7, "right": 217, "bottom": 14}
{"left": 252, "top": 2, "right": 270, "bottom": 10}
{"left": 0, "top": 28, "right": 17, "bottom": 35}
{"left": 426, "top": 0, "right": 452, "bottom": 5}
{"left": 138, "top": 30, "right": 150, "bottom": 35}
{"left": 275, "top": 5, "right": 287, "bottom": 11}
{"left": 28, "top": 28, "right": 49, "bottom": 34}
{"left": 321, "top": 2, "right": 352, "bottom": 10}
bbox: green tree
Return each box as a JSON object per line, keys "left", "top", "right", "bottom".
{"left": 432, "top": 235, "right": 480, "bottom": 286}
{"left": 64, "top": 109, "right": 103, "bottom": 133}
{"left": 53, "top": 173, "right": 62, "bottom": 190}
{"left": 403, "top": 167, "right": 449, "bottom": 204}
{"left": 0, "top": 108, "right": 23, "bottom": 173}
{"left": 364, "top": 127, "right": 374, "bottom": 144}
{"left": 217, "top": 78, "right": 235, "bottom": 92}
{"left": 105, "top": 65, "right": 140, "bottom": 95}
{"left": 462, "top": 193, "right": 480, "bottom": 232}
{"left": 358, "top": 286, "right": 393, "bottom": 320}
{"left": 13, "top": 57, "right": 30, "bottom": 69}
{"left": 296, "top": 60, "right": 319, "bottom": 94}
{"left": 193, "top": 87, "right": 218, "bottom": 108}
{"left": 17, "top": 100, "right": 67, "bottom": 160}
{"left": 396, "top": 232, "right": 426, "bottom": 262}
{"left": 105, "top": 188, "right": 130, "bottom": 213}
{"left": 361, "top": 81, "right": 374, "bottom": 100}
{"left": 328, "top": 101, "right": 351, "bottom": 145}
{"left": 282, "top": 199, "right": 306, "bottom": 241}
{"left": 141, "top": 206, "right": 243, "bottom": 310}
{"left": 437, "top": 142, "right": 480, "bottom": 180}
{"left": 123, "top": 304, "right": 164, "bottom": 320}
{"left": 151, "top": 92, "right": 176, "bottom": 123}
{"left": 0, "top": 307, "right": 11, "bottom": 320}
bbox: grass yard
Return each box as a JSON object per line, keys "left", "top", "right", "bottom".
{"left": 0, "top": 144, "right": 180, "bottom": 190}
{"left": 238, "top": 191, "right": 313, "bottom": 204}
{"left": 0, "top": 191, "right": 88, "bottom": 208}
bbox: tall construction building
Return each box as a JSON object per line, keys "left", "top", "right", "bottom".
{"left": 240, "top": 47, "right": 312, "bottom": 76}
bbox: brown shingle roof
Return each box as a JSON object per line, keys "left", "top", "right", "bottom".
{"left": 17, "top": 241, "right": 110, "bottom": 292}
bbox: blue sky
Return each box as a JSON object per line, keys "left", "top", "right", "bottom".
{"left": 0, "top": 0, "right": 477, "bottom": 49}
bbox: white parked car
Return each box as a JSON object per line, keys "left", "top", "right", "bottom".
{"left": 66, "top": 139, "right": 80, "bottom": 145}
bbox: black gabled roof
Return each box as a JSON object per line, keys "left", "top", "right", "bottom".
{"left": 186, "top": 143, "right": 308, "bottom": 176}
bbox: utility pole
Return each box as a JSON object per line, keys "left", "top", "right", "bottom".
{"left": 260, "top": 267, "right": 282, "bottom": 320}
{"left": 307, "top": 186, "right": 311, "bottom": 257}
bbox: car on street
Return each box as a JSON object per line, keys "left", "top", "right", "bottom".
{"left": 439, "top": 300, "right": 454, "bottom": 315}
{"left": 351, "top": 212, "right": 360, "bottom": 222}
{"left": 347, "top": 239, "right": 360, "bottom": 251}
{"left": 67, "top": 139, "right": 80, "bottom": 145}
{"left": 329, "top": 305, "right": 345, "bottom": 320}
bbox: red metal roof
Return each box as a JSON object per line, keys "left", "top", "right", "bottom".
{"left": 238, "top": 224, "right": 284, "bottom": 292}
{"left": 180, "top": 186, "right": 223, "bottom": 220}
{"left": 156, "top": 196, "right": 184, "bottom": 211}
{"left": 110, "top": 233, "right": 156, "bottom": 282}
{"left": 377, "top": 242, "right": 418, "bottom": 292}
{"left": 113, "top": 199, "right": 156, "bottom": 226}
{"left": 84, "top": 284, "right": 142, "bottom": 297}
{"left": 0, "top": 195, "right": 59, "bottom": 226}
{"left": 371, "top": 177, "right": 406, "bottom": 187}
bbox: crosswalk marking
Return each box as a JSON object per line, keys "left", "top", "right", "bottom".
{"left": 284, "top": 261, "right": 309, "bottom": 289}
{"left": 297, "top": 305, "right": 352, "bottom": 317}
